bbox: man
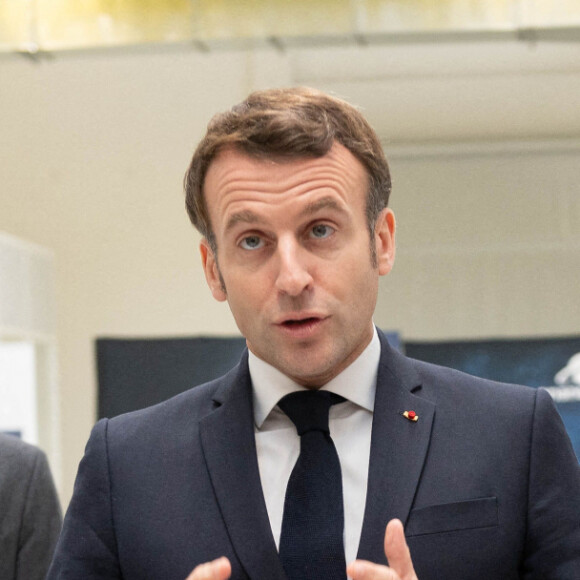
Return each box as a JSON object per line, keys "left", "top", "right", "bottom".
{"left": 0, "top": 433, "right": 62, "bottom": 580}
{"left": 48, "top": 88, "right": 580, "bottom": 579}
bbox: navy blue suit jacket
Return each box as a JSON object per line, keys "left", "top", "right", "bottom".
{"left": 48, "top": 331, "right": 580, "bottom": 579}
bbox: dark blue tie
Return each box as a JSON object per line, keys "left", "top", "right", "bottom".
{"left": 278, "top": 390, "right": 347, "bottom": 580}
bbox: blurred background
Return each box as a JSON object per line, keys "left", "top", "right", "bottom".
{"left": 1, "top": 0, "right": 579, "bottom": 507}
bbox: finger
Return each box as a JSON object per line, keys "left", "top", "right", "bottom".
{"left": 347, "top": 559, "right": 400, "bottom": 580}
{"left": 384, "top": 519, "right": 416, "bottom": 580}
{"left": 185, "top": 557, "right": 231, "bottom": 580}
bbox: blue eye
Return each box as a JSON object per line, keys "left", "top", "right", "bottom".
{"left": 311, "top": 224, "right": 334, "bottom": 239}
{"left": 240, "top": 236, "right": 264, "bottom": 250}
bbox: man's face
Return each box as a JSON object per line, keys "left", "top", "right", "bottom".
{"left": 200, "top": 144, "right": 395, "bottom": 387}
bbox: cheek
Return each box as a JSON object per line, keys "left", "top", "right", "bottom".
{"left": 224, "top": 276, "right": 266, "bottom": 318}
{"left": 337, "top": 255, "right": 376, "bottom": 292}
{"left": 342, "top": 265, "right": 379, "bottom": 315}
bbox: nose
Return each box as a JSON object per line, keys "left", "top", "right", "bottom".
{"left": 274, "top": 237, "right": 313, "bottom": 297}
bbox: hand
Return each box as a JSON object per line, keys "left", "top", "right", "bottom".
{"left": 347, "top": 519, "right": 418, "bottom": 580}
{"left": 185, "top": 557, "right": 231, "bottom": 580}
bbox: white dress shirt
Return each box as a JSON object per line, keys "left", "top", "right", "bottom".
{"left": 250, "top": 328, "right": 380, "bottom": 570}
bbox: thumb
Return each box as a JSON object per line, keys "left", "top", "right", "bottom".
{"left": 384, "top": 519, "right": 417, "bottom": 580}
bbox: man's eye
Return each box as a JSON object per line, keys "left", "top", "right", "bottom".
{"left": 240, "top": 235, "right": 264, "bottom": 250}
{"left": 310, "top": 224, "right": 334, "bottom": 239}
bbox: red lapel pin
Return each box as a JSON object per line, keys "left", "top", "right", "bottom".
{"left": 402, "top": 410, "right": 418, "bottom": 422}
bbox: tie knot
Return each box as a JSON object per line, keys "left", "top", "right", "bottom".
{"left": 278, "top": 391, "right": 345, "bottom": 436}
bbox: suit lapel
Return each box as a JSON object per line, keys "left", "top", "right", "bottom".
{"left": 357, "top": 332, "right": 435, "bottom": 564}
{"left": 199, "top": 334, "right": 435, "bottom": 573}
{"left": 199, "top": 355, "right": 287, "bottom": 580}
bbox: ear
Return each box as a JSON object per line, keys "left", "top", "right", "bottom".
{"left": 200, "top": 239, "right": 227, "bottom": 302}
{"left": 374, "top": 208, "right": 396, "bottom": 276}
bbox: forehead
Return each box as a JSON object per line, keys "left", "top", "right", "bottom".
{"left": 203, "top": 144, "right": 368, "bottom": 231}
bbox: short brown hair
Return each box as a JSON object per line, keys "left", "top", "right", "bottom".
{"left": 184, "top": 87, "right": 391, "bottom": 254}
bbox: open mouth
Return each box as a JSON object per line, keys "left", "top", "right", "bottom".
{"left": 282, "top": 317, "right": 319, "bottom": 327}
{"left": 277, "top": 316, "right": 327, "bottom": 338}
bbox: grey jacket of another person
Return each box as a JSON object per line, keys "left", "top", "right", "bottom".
{"left": 0, "top": 433, "right": 62, "bottom": 580}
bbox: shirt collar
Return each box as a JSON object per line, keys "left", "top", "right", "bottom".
{"left": 250, "top": 327, "right": 380, "bottom": 429}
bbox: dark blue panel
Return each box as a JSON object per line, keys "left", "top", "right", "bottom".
{"left": 96, "top": 336, "right": 246, "bottom": 419}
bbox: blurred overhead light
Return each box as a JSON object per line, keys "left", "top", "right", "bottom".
{"left": 1, "top": 0, "right": 580, "bottom": 54}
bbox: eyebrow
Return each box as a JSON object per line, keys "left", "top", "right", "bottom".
{"left": 224, "top": 196, "right": 347, "bottom": 233}
{"left": 300, "top": 196, "right": 346, "bottom": 217}
{"left": 225, "top": 209, "right": 260, "bottom": 233}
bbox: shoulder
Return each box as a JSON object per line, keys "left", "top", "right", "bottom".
{"left": 378, "top": 329, "right": 537, "bottom": 407}
{"left": 0, "top": 435, "right": 56, "bottom": 507}
{"left": 383, "top": 343, "right": 543, "bottom": 428}
{"left": 414, "top": 354, "right": 538, "bottom": 407}
{"left": 402, "top": 356, "right": 565, "bottom": 446}
{"left": 96, "top": 357, "right": 249, "bottom": 446}
{"left": 74, "top": 363, "right": 252, "bottom": 496}
{"left": 411, "top": 355, "right": 536, "bottom": 399}
{"left": 0, "top": 433, "right": 47, "bottom": 471}
{"left": 103, "top": 379, "right": 220, "bottom": 440}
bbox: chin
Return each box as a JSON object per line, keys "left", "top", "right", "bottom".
{"left": 288, "top": 364, "right": 334, "bottom": 387}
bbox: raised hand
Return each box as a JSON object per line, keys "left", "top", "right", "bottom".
{"left": 184, "top": 519, "right": 417, "bottom": 580}
{"left": 185, "top": 557, "right": 231, "bottom": 580}
{"left": 347, "top": 519, "right": 418, "bottom": 580}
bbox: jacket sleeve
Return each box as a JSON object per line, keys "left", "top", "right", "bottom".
{"left": 46, "top": 419, "right": 122, "bottom": 579}
{"left": 523, "top": 388, "right": 580, "bottom": 579}
{"left": 15, "top": 445, "right": 62, "bottom": 580}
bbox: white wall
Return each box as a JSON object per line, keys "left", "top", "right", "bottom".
{"left": 379, "top": 143, "right": 580, "bottom": 339}
{"left": 0, "top": 41, "right": 578, "bottom": 505}
{"left": 0, "top": 48, "right": 252, "bottom": 504}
